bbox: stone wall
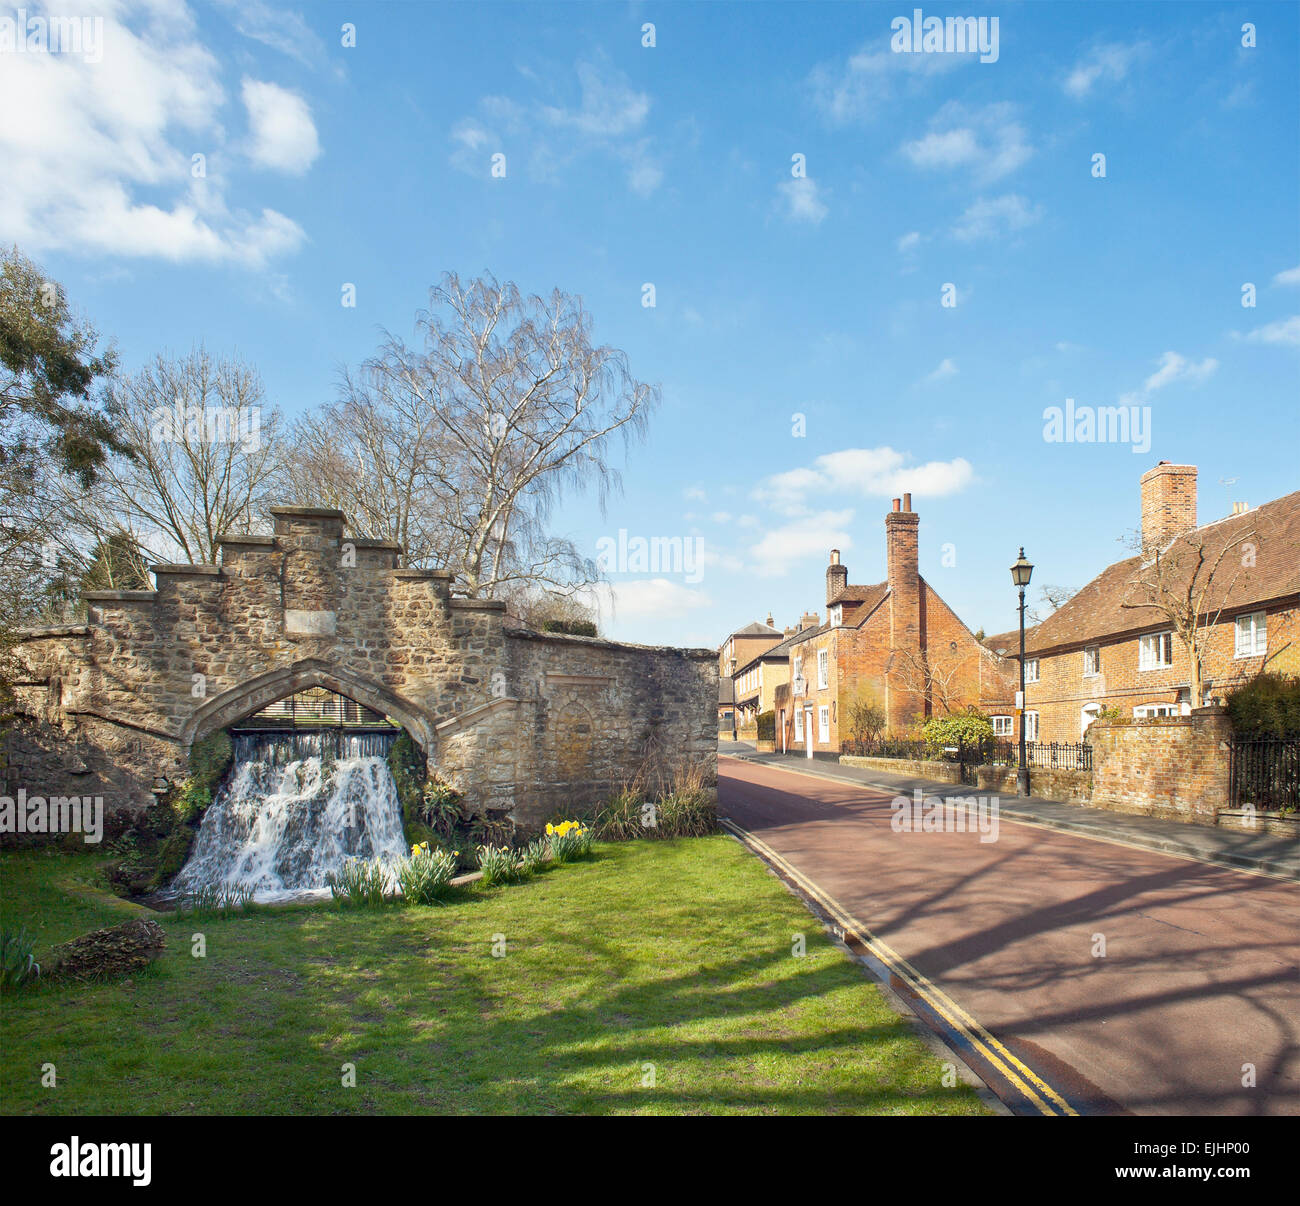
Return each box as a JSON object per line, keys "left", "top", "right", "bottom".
{"left": 4, "top": 507, "right": 716, "bottom": 833}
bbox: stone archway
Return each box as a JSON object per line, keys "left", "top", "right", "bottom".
{"left": 181, "top": 659, "right": 434, "bottom": 753}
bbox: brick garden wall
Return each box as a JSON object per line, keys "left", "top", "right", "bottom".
{"left": 1087, "top": 707, "right": 1231, "bottom": 825}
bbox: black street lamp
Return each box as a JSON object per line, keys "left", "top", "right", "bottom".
{"left": 1010, "top": 547, "right": 1034, "bottom": 798}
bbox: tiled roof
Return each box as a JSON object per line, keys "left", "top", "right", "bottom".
{"left": 1026, "top": 490, "right": 1300, "bottom": 654}
{"left": 718, "top": 677, "right": 734, "bottom": 705}
{"left": 830, "top": 582, "right": 886, "bottom": 607}
{"left": 731, "top": 620, "right": 781, "bottom": 637}
{"left": 981, "top": 629, "right": 1024, "bottom": 656}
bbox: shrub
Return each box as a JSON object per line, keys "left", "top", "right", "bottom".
{"left": 656, "top": 789, "right": 718, "bottom": 838}
{"left": 394, "top": 842, "right": 460, "bottom": 904}
{"left": 1226, "top": 673, "right": 1300, "bottom": 739}
{"left": 476, "top": 843, "right": 521, "bottom": 885}
{"left": 921, "top": 709, "right": 994, "bottom": 751}
{"left": 756, "top": 710, "right": 776, "bottom": 742}
{"left": 173, "top": 884, "right": 256, "bottom": 920}
{"left": 1, "top": 927, "right": 40, "bottom": 989}
{"left": 149, "top": 826, "right": 196, "bottom": 890}
{"left": 518, "top": 837, "right": 548, "bottom": 876}
{"left": 327, "top": 857, "right": 391, "bottom": 907}
{"left": 541, "top": 618, "right": 597, "bottom": 637}
{"left": 419, "top": 777, "right": 464, "bottom": 839}
{"left": 596, "top": 784, "right": 652, "bottom": 841}
{"left": 545, "top": 820, "right": 592, "bottom": 864}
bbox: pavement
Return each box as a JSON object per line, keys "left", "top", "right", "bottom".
{"left": 722, "top": 743, "right": 1300, "bottom": 881}
{"left": 718, "top": 751, "right": 1300, "bottom": 1116}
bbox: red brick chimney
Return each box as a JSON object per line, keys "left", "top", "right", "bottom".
{"left": 1140, "top": 463, "right": 1197, "bottom": 554}
{"left": 886, "top": 495, "right": 922, "bottom": 731}
{"left": 826, "top": 548, "right": 848, "bottom": 606}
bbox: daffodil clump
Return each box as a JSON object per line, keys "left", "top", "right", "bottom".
{"left": 476, "top": 843, "right": 520, "bottom": 886}
{"left": 545, "top": 820, "right": 592, "bottom": 864}
{"left": 394, "top": 841, "right": 460, "bottom": 904}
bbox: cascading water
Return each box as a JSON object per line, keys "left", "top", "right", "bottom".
{"left": 170, "top": 730, "right": 408, "bottom": 902}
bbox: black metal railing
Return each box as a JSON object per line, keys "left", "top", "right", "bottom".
{"left": 231, "top": 688, "right": 396, "bottom": 731}
{"left": 1229, "top": 738, "right": 1300, "bottom": 811}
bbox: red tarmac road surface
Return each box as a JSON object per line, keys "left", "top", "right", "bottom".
{"left": 719, "top": 755, "right": 1300, "bottom": 1116}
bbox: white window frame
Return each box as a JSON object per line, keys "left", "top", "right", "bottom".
{"left": 1234, "top": 611, "right": 1266, "bottom": 658}
{"left": 817, "top": 648, "right": 829, "bottom": 690}
{"left": 794, "top": 707, "right": 803, "bottom": 740}
{"left": 1082, "top": 646, "right": 1100, "bottom": 678}
{"left": 818, "top": 705, "right": 830, "bottom": 743}
{"left": 1138, "top": 631, "right": 1174, "bottom": 671}
{"left": 1023, "top": 711, "right": 1039, "bottom": 741}
{"left": 1133, "top": 703, "right": 1177, "bottom": 719}
{"left": 829, "top": 604, "right": 842, "bottom": 627}
{"left": 991, "top": 715, "right": 1013, "bottom": 737}
{"left": 1024, "top": 659, "right": 1039, "bottom": 683}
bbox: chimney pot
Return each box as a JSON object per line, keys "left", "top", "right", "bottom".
{"left": 903, "top": 492, "right": 912, "bottom": 512}
{"left": 892, "top": 498, "right": 901, "bottom": 512}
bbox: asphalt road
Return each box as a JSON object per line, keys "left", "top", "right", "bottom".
{"left": 719, "top": 754, "right": 1300, "bottom": 1116}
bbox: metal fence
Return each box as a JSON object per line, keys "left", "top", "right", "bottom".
{"left": 841, "top": 737, "right": 1093, "bottom": 773}
{"left": 1229, "top": 738, "right": 1300, "bottom": 811}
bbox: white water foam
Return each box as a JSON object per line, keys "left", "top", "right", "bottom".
{"left": 170, "top": 732, "right": 408, "bottom": 903}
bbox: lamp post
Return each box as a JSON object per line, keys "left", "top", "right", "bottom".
{"left": 1010, "top": 547, "right": 1034, "bottom": 798}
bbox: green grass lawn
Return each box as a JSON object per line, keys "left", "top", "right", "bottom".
{"left": 1, "top": 837, "right": 989, "bottom": 1115}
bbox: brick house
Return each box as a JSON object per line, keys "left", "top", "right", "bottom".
{"left": 1018, "top": 464, "right": 1300, "bottom": 743}
{"left": 718, "top": 618, "right": 782, "bottom": 736}
{"left": 732, "top": 614, "right": 820, "bottom": 737}
{"left": 781, "top": 494, "right": 1016, "bottom": 755}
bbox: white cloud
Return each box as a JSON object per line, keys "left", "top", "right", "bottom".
{"left": 214, "top": 0, "right": 326, "bottom": 66}
{"left": 951, "top": 193, "right": 1042, "bottom": 242}
{"left": 451, "top": 59, "right": 661, "bottom": 194}
{"left": 897, "top": 230, "right": 922, "bottom": 252}
{"left": 683, "top": 486, "right": 708, "bottom": 502}
{"left": 0, "top": 3, "right": 308, "bottom": 267}
{"left": 1273, "top": 265, "right": 1300, "bottom": 287}
{"left": 541, "top": 61, "right": 649, "bottom": 137}
{"left": 710, "top": 511, "right": 733, "bottom": 524}
{"left": 242, "top": 78, "right": 320, "bottom": 174}
{"left": 754, "top": 447, "right": 975, "bottom": 516}
{"left": 901, "top": 102, "right": 1031, "bottom": 182}
{"left": 750, "top": 511, "right": 856, "bottom": 578}
{"left": 1243, "top": 316, "right": 1300, "bottom": 347}
{"left": 923, "top": 358, "right": 958, "bottom": 383}
{"left": 1119, "top": 351, "right": 1219, "bottom": 404}
{"left": 589, "top": 579, "right": 713, "bottom": 622}
{"left": 777, "top": 178, "right": 828, "bottom": 224}
{"left": 808, "top": 44, "right": 969, "bottom": 125}
{"left": 1064, "top": 43, "right": 1146, "bottom": 99}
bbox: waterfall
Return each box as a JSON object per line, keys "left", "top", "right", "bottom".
{"left": 169, "top": 729, "right": 408, "bottom": 902}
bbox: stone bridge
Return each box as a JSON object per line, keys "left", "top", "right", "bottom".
{"left": 4, "top": 507, "right": 716, "bottom": 828}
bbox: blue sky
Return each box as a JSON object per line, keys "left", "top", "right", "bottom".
{"left": 3, "top": 0, "right": 1297, "bottom": 646}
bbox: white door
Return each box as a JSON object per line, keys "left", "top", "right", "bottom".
{"left": 1081, "top": 704, "right": 1100, "bottom": 738}
{"left": 780, "top": 709, "right": 786, "bottom": 753}
{"left": 804, "top": 708, "right": 814, "bottom": 758}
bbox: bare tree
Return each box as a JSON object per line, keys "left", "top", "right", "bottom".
{"left": 1120, "top": 520, "right": 1260, "bottom": 709}
{"left": 300, "top": 272, "right": 658, "bottom": 596}
{"left": 1027, "top": 583, "right": 1076, "bottom": 625}
{"left": 890, "top": 647, "right": 974, "bottom": 716}
{"left": 81, "top": 348, "right": 287, "bottom": 567}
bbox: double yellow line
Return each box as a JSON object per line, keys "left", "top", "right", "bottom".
{"left": 721, "top": 816, "right": 1079, "bottom": 1117}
